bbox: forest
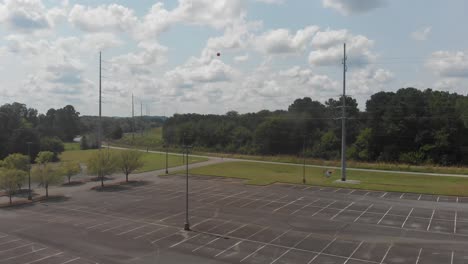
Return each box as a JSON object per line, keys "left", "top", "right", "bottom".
{"left": 163, "top": 88, "right": 468, "bottom": 166}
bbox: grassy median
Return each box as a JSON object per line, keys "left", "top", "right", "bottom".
{"left": 185, "top": 161, "right": 468, "bottom": 196}
{"left": 60, "top": 148, "right": 208, "bottom": 173}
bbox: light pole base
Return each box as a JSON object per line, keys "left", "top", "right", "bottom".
{"left": 184, "top": 223, "right": 191, "bottom": 231}
{"left": 165, "top": 170, "right": 169, "bottom": 174}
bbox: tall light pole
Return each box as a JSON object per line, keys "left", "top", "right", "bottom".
{"left": 302, "top": 136, "right": 306, "bottom": 184}
{"left": 183, "top": 145, "right": 192, "bottom": 231}
{"left": 341, "top": 43, "right": 347, "bottom": 182}
{"left": 165, "top": 144, "right": 169, "bottom": 174}
{"left": 98, "top": 51, "right": 102, "bottom": 150}
{"left": 27, "top": 142, "right": 32, "bottom": 200}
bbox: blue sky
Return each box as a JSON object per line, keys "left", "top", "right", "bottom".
{"left": 0, "top": 0, "right": 467, "bottom": 116}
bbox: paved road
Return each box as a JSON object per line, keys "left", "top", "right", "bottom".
{"left": 109, "top": 145, "right": 468, "bottom": 178}
{"left": 1, "top": 174, "right": 468, "bottom": 264}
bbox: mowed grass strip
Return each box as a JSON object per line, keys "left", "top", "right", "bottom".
{"left": 60, "top": 149, "right": 207, "bottom": 173}
{"left": 186, "top": 161, "right": 468, "bottom": 196}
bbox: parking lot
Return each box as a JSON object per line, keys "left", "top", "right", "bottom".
{"left": 1, "top": 175, "right": 468, "bottom": 264}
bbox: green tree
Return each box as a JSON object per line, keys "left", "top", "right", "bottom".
{"left": 33, "top": 151, "right": 61, "bottom": 197}
{"left": 40, "top": 137, "right": 65, "bottom": 161}
{"left": 118, "top": 150, "right": 144, "bottom": 182}
{"left": 86, "top": 150, "right": 118, "bottom": 188}
{"left": 3, "top": 153, "right": 29, "bottom": 190}
{"left": 62, "top": 161, "right": 81, "bottom": 184}
{"left": 0, "top": 169, "right": 26, "bottom": 204}
{"left": 32, "top": 163, "right": 62, "bottom": 198}
{"left": 35, "top": 151, "right": 54, "bottom": 164}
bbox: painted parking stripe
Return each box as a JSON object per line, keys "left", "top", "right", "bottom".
{"left": 290, "top": 199, "right": 320, "bottom": 215}
{"left": 192, "top": 224, "right": 248, "bottom": 252}
{"left": 240, "top": 229, "right": 290, "bottom": 262}
{"left": 214, "top": 226, "right": 270, "bottom": 257}
{"left": 377, "top": 206, "right": 393, "bottom": 225}
{"left": 273, "top": 197, "right": 304, "bottom": 213}
{"left": 401, "top": 208, "right": 414, "bottom": 228}
{"left": 116, "top": 225, "right": 147, "bottom": 236}
{"left": 60, "top": 257, "right": 81, "bottom": 264}
{"left": 427, "top": 209, "right": 435, "bottom": 231}
{"left": 306, "top": 237, "right": 337, "bottom": 264}
{"left": 330, "top": 202, "right": 355, "bottom": 220}
{"left": 0, "top": 243, "right": 34, "bottom": 253}
{"left": 0, "top": 247, "right": 47, "bottom": 262}
{"left": 312, "top": 201, "right": 337, "bottom": 217}
{"left": 353, "top": 204, "right": 374, "bottom": 223}
{"left": 270, "top": 233, "right": 312, "bottom": 264}
{"left": 23, "top": 252, "right": 64, "bottom": 264}
{"left": 380, "top": 245, "right": 392, "bottom": 264}
{"left": 415, "top": 248, "right": 422, "bottom": 264}
{"left": 344, "top": 241, "right": 364, "bottom": 264}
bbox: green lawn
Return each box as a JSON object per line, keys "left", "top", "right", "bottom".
{"left": 64, "top": 142, "right": 80, "bottom": 151}
{"left": 60, "top": 148, "right": 207, "bottom": 173}
{"left": 185, "top": 161, "right": 468, "bottom": 196}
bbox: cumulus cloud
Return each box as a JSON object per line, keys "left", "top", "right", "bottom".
{"left": 69, "top": 4, "right": 137, "bottom": 32}
{"left": 309, "top": 29, "right": 377, "bottom": 66}
{"left": 0, "top": 0, "right": 67, "bottom": 32}
{"left": 254, "top": 26, "right": 319, "bottom": 54}
{"left": 254, "top": 0, "right": 284, "bottom": 4}
{"left": 426, "top": 51, "right": 468, "bottom": 78}
{"left": 323, "top": 0, "right": 385, "bottom": 15}
{"left": 348, "top": 67, "right": 394, "bottom": 96}
{"left": 411, "top": 26, "right": 432, "bottom": 41}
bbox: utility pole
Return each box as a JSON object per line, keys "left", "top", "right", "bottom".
{"left": 302, "top": 136, "right": 306, "bottom": 184}
{"left": 183, "top": 145, "right": 192, "bottom": 231}
{"left": 98, "top": 51, "right": 102, "bottom": 149}
{"left": 140, "top": 101, "right": 143, "bottom": 136}
{"left": 27, "top": 142, "right": 32, "bottom": 200}
{"left": 132, "top": 93, "right": 135, "bottom": 142}
{"left": 341, "top": 43, "right": 347, "bottom": 182}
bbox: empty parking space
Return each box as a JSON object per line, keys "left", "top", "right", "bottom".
{"left": 2, "top": 175, "right": 468, "bottom": 264}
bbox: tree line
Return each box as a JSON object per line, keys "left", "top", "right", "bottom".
{"left": 163, "top": 88, "right": 468, "bottom": 166}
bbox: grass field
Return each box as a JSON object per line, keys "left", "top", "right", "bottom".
{"left": 185, "top": 161, "right": 468, "bottom": 196}
{"left": 64, "top": 142, "right": 80, "bottom": 151}
{"left": 110, "top": 127, "right": 468, "bottom": 176}
{"left": 60, "top": 148, "right": 207, "bottom": 173}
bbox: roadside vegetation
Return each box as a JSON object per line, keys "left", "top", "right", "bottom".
{"left": 185, "top": 161, "right": 468, "bottom": 196}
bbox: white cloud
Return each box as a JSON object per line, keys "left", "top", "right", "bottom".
{"left": 234, "top": 54, "right": 249, "bottom": 62}
{"left": 426, "top": 51, "right": 468, "bottom": 78}
{"left": 69, "top": 4, "right": 137, "bottom": 32}
{"left": 0, "top": 0, "right": 67, "bottom": 32}
{"left": 309, "top": 29, "right": 377, "bottom": 66}
{"left": 254, "top": 26, "right": 319, "bottom": 54}
{"left": 348, "top": 67, "right": 394, "bottom": 96}
{"left": 323, "top": 0, "right": 386, "bottom": 15}
{"left": 411, "top": 26, "right": 432, "bottom": 41}
{"left": 254, "top": 0, "right": 284, "bottom": 4}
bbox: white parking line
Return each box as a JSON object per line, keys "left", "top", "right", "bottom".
{"left": 240, "top": 229, "right": 290, "bottom": 262}
{"left": 290, "top": 199, "right": 320, "bottom": 215}
{"left": 0, "top": 247, "right": 47, "bottom": 262}
{"left": 273, "top": 197, "right": 303, "bottom": 213}
{"left": 380, "top": 245, "right": 392, "bottom": 264}
{"left": 330, "top": 202, "right": 355, "bottom": 220}
{"left": 427, "top": 209, "right": 435, "bottom": 231}
{"left": 61, "top": 257, "right": 81, "bottom": 264}
{"left": 133, "top": 226, "right": 166, "bottom": 239}
{"left": 192, "top": 224, "right": 247, "bottom": 252}
{"left": 0, "top": 239, "right": 21, "bottom": 246}
{"left": 349, "top": 190, "right": 356, "bottom": 195}
{"left": 343, "top": 241, "right": 364, "bottom": 264}
{"left": 270, "top": 233, "right": 312, "bottom": 264}
{"left": 457, "top": 197, "right": 459, "bottom": 203}
{"left": 101, "top": 222, "right": 130, "bottom": 232}
{"left": 214, "top": 226, "right": 270, "bottom": 257}
{"left": 258, "top": 195, "right": 289, "bottom": 209}
{"left": 86, "top": 220, "right": 114, "bottom": 230}
{"left": 169, "top": 220, "right": 233, "bottom": 248}
{"left": 0, "top": 243, "right": 34, "bottom": 253}
{"left": 451, "top": 251, "right": 454, "bottom": 264}
{"left": 151, "top": 231, "right": 182, "bottom": 244}
{"left": 117, "top": 225, "right": 147, "bottom": 236}
{"left": 380, "top": 192, "right": 388, "bottom": 198}
{"left": 415, "top": 248, "right": 422, "bottom": 264}
{"left": 401, "top": 208, "right": 414, "bottom": 228}
{"left": 377, "top": 206, "right": 393, "bottom": 225}
{"left": 23, "top": 252, "right": 63, "bottom": 264}
{"left": 400, "top": 193, "right": 405, "bottom": 199}
{"left": 311, "top": 201, "right": 337, "bottom": 217}
{"left": 354, "top": 204, "right": 374, "bottom": 223}
{"left": 437, "top": 196, "right": 440, "bottom": 202}
{"left": 240, "top": 193, "right": 276, "bottom": 208}
{"left": 306, "top": 237, "right": 337, "bottom": 264}
{"left": 418, "top": 194, "right": 422, "bottom": 201}
{"left": 333, "top": 188, "right": 341, "bottom": 193}
{"left": 454, "top": 211, "right": 458, "bottom": 234}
